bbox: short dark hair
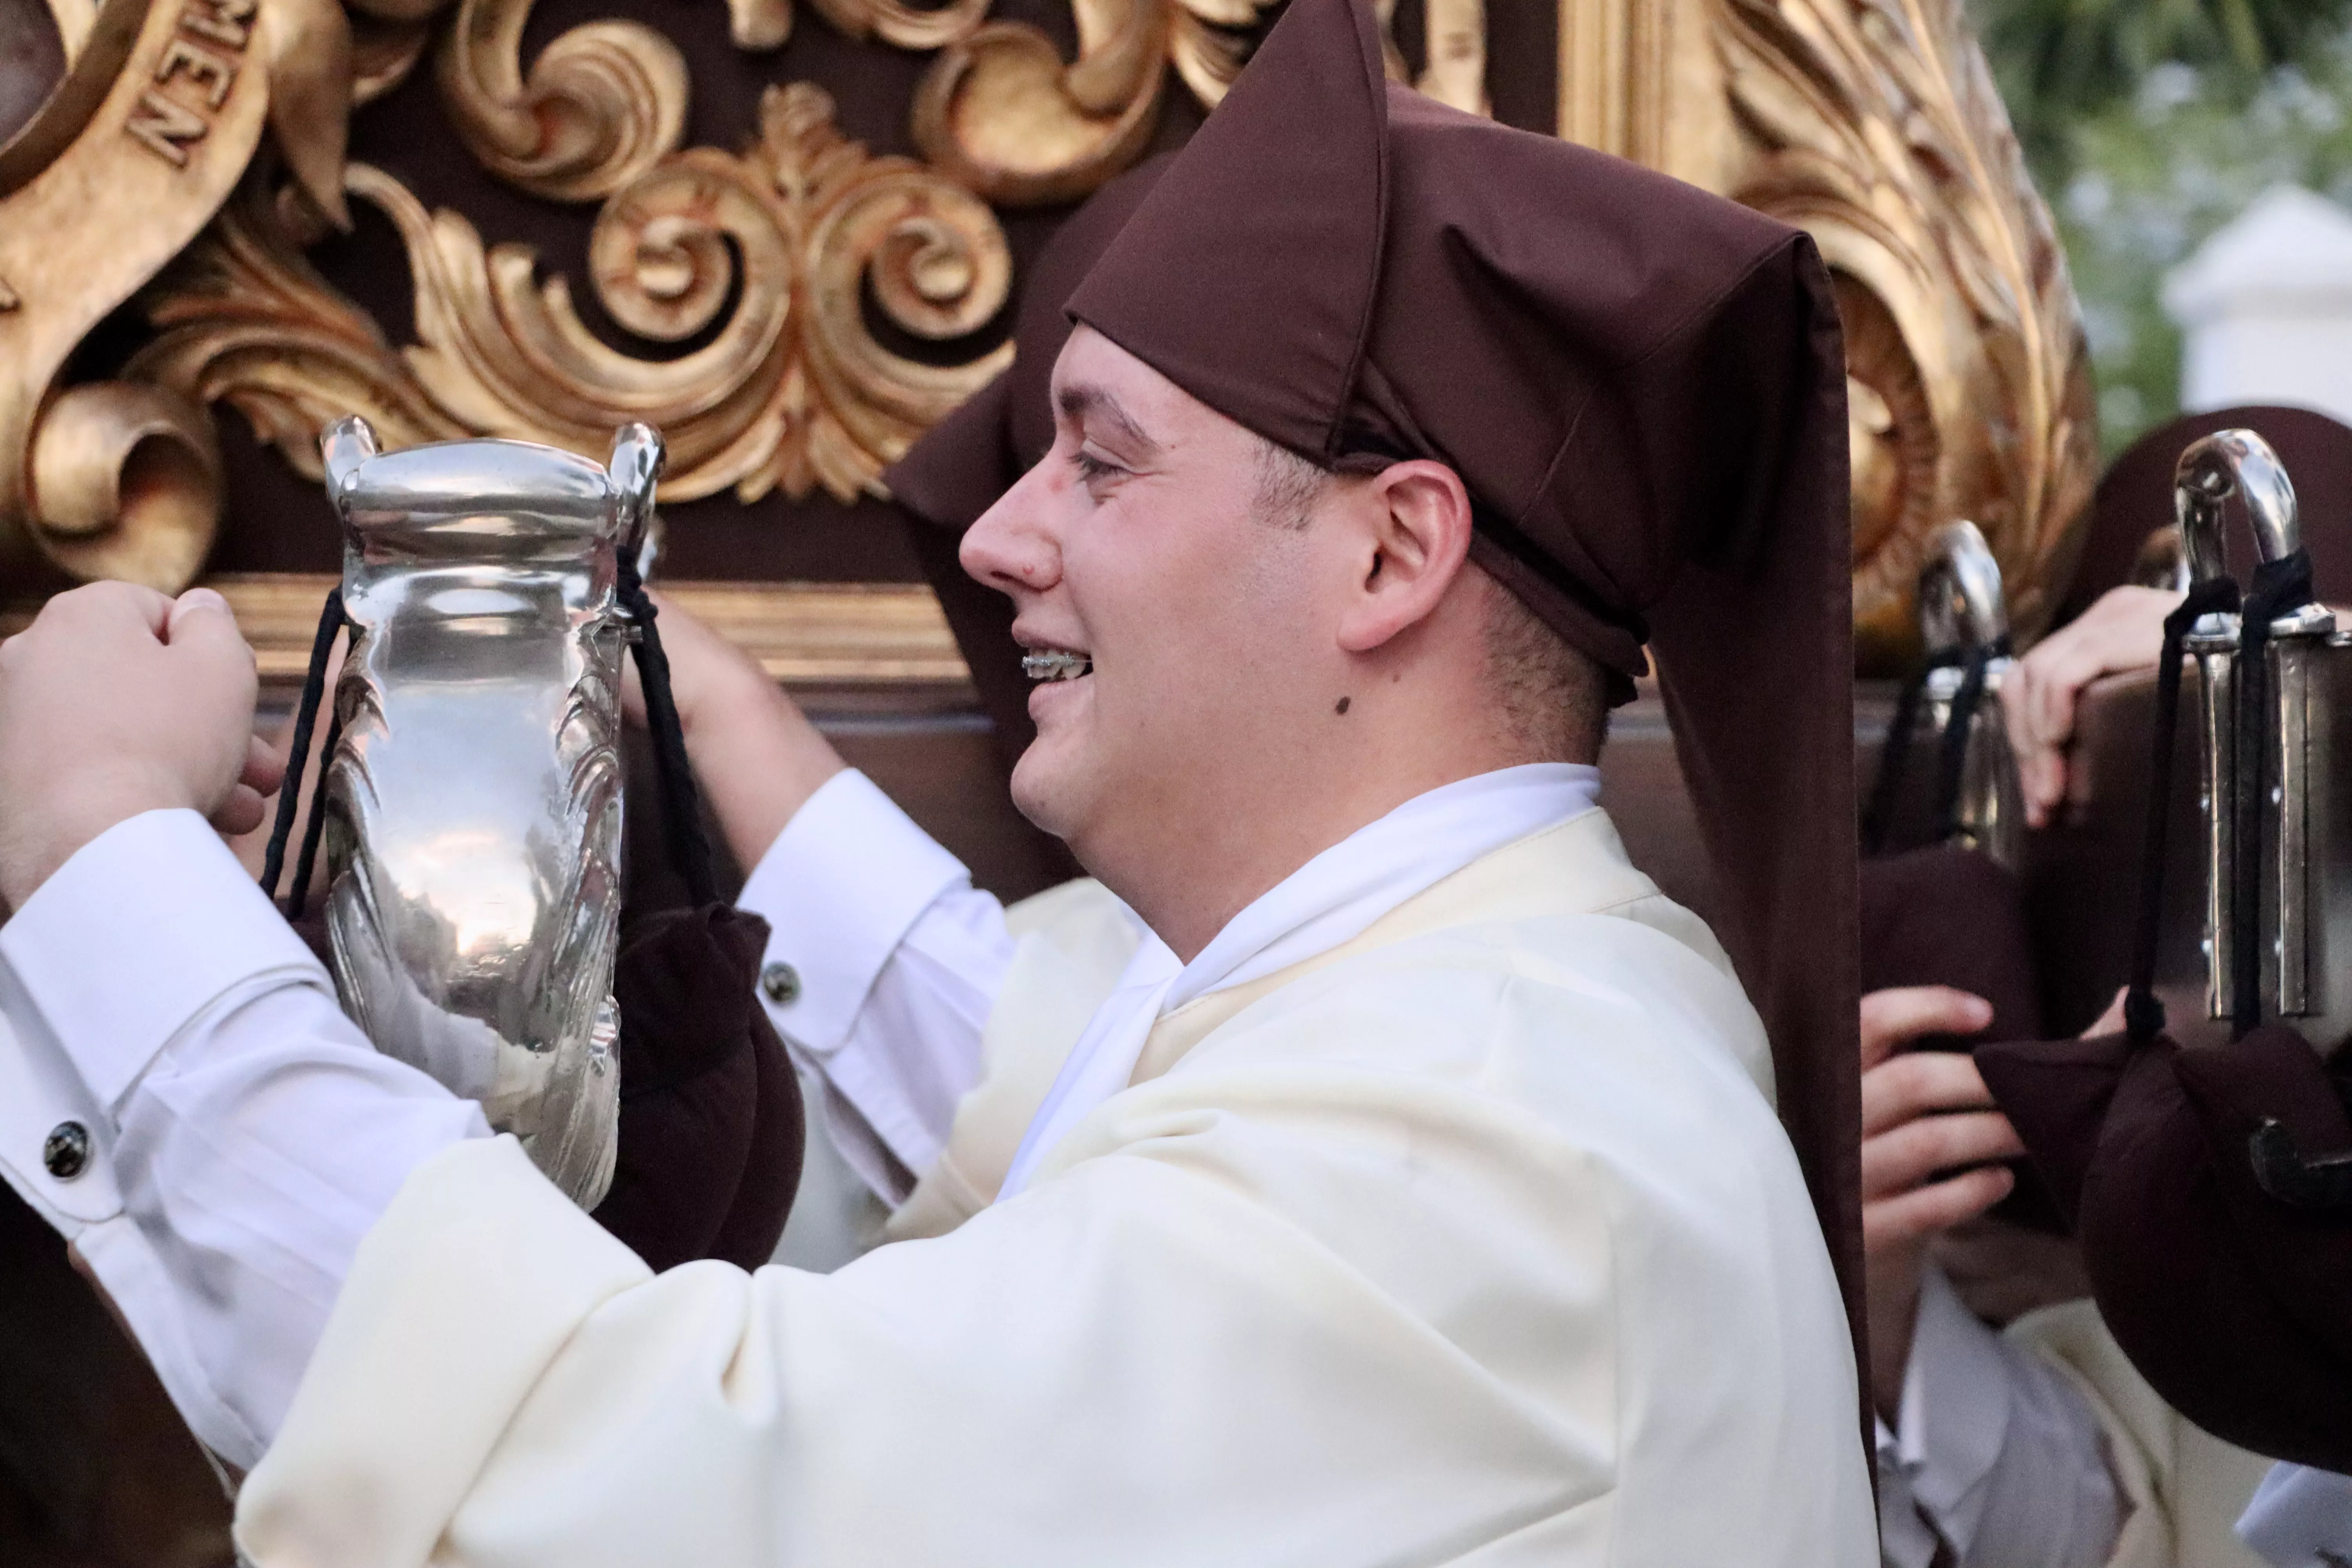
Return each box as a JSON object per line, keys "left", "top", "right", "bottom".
{"left": 1479, "top": 574, "right": 1609, "bottom": 762}
{"left": 1248, "top": 432, "right": 1608, "bottom": 762}
{"left": 1250, "top": 436, "right": 1328, "bottom": 532}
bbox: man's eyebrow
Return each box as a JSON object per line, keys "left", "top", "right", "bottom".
{"left": 1056, "top": 383, "right": 1161, "bottom": 456}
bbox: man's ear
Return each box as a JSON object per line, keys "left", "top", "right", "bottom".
{"left": 1334, "top": 460, "right": 1475, "bottom": 654}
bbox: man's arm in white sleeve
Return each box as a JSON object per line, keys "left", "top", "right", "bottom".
{"left": 1882, "top": 1262, "right": 2124, "bottom": 1568}
{"left": 0, "top": 809, "right": 487, "bottom": 1469}
{"left": 734, "top": 769, "right": 1015, "bottom": 1203}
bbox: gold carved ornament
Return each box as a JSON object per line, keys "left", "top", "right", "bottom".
{"left": 0, "top": 0, "right": 1298, "bottom": 591}
{"left": 2, "top": 0, "right": 300, "bottom": 590}
{"left": 1707, "top": 0, "right": 2099, "bottom": 667}
{"left": 136, "top": 83, "right": 1016, "bottom": 505}
{"left": 3, "top": 0, "right": 2092, "bottom": 687}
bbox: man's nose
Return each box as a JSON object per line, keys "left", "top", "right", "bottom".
{"left": 959, "top": 461, "right": 1063, "bottom": 597}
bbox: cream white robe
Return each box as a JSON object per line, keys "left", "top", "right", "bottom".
{"left": 2007, "top": 1305, "right": 2273, "bottom": 1568}
{"left": 237, "top": 810, "right": 1875, "bottom": 1566}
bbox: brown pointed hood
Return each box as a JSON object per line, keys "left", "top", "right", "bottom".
{"left": 1067, "top": 0, "right": 1863, "bottom": 1366}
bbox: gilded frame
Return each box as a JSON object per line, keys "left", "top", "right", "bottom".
{"left": 0, "top": 0, "right": 2096, "bottom": 678}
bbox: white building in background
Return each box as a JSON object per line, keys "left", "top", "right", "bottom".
{"left": 2164, "top": 184, "right": 2352, "bottom": 424}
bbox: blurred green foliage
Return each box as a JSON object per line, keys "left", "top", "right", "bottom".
{"left": 1975, "top": 0, "right": 2352, "bottom": 172}
{"left": 1967, "top": 0, "right": 2352, "bottom": 454}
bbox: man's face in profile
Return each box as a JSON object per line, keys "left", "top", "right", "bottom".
{"left": 960, "top": 327, "right": 1341, "bottom": 871}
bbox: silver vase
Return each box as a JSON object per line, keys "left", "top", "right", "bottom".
{"left": 313, "top": 416, "right": 662, "bottom": 1207}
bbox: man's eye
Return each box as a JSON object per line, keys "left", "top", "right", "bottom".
{"left": 1071, "top": 449, "right": 1124, "bottom": 485}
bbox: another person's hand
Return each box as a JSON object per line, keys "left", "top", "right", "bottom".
{"left": 1859, "top": 984, "right": 2025, "bottom": 1416}
{"left": 620, "top": 591, "right": 846, "bottom": 872}
{"left": 2004, "top": 586, "right": 2179, "bottom": 828}
{"left": 0, "top": 583, "right": 279, "bottom": 911}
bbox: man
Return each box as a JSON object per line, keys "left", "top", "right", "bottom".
{"left": 0, "top": 0, "right": 1873, "bottom": 1559}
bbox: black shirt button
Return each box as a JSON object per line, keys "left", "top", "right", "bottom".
{"left": 43, "top": 1122, "right": 90, "bottom": 1181}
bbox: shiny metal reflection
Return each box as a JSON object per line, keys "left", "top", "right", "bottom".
{"left": 1916, "top": 521, "right": 2024, "bottom": 869}
{"left": 315, "top": 416, "right": 660, "bottom": 1208}
{"left": 2173, "top": 428, "right": 2350, "bottom": 1049}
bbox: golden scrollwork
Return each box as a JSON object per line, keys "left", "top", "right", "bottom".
{"left": 807, "top": 0, "right": 995, "bottom": 53}
{"left": 910, "top": 0, "right": 1272, "bottom": 205}
{"left": 132, "top": 176, "right": 466, "bottom": 481}
{"left": 419, "top": 0, "right": 1274, "bottom": 211}
{"left": 136, "top": 83, "right": 1012, "bottom": 504}
{"left": 435, "top": 0, "right": 688, "bottom": 201}
{"left": 6, "top": 0, "right": 2100, "bottom": 687}
{"left": 25, "top": 380, "right": 222, "bottom": 589}
{"left": 1706, "top": 0, "right": 2097, "bottom": 666}
{"left": 0, "top": 0, "right": 273, "bottom": 589}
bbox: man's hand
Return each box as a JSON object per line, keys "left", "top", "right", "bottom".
{"left": 2004, "top": 586, "right": 2179, "bottom": 828}
{"left": 1860, "top": 984, "right": 2024, "bottom": 1416}
{"left": 0, "top": 583, "right": 279, "bottom": 911}
{"left": 621, "top": 591, "right": 846, "bottom": 872}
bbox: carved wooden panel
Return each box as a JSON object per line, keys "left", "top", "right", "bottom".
{"left": 0, "top": 0, "right": 2093, "bottom": 678}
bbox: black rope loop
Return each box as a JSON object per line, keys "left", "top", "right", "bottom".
{"left": 615, "top": 549, "right": 719, "bottom": 909}
{"left": 2125, "top": 575, "right": 2242, "bottom": 1044}
{"left": 1864, "top": 648, "right": 1964, "bottom": 856}
{"left": 1932, "top": 637, "right": 2013, "bottom": 844}
{"left": 259, "top": 587, "right": 348, "bottom": 913}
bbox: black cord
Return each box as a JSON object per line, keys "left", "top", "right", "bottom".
{"left": 286, "top": 700, "right": 345, "bottom": 922}
{"left": 2125, "top": 576, "right": 2241, "bottom": 1043}
{"left": 260, "top": 588, "right": 347, "bottom": 905}
{"left": 2230, "top": 548, "right": 2316, "bottom": 1039}
{"left": 615, "top": 552, "right": 719, "bottom": 909}
{"left": 1864, "top": 648, "right": 1962, "bottom": 855}
{"left": 1931, "top": 639, "right": 2012, "bottom": 844}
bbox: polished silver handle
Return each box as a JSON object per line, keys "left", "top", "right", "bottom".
{"left": 1916, "top": 519, "right": 2008, "bottom": 653}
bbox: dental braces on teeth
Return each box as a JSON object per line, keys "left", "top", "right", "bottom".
{"left": 1022, "top": 650, "right": 1093, "bottom": 682}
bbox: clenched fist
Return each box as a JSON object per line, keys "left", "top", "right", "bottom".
{"left": 0, "top": 583, "right": 280, "bottom": 911}
{"left": 1858, "top": 984, "right": 2023, "bottom": 1416}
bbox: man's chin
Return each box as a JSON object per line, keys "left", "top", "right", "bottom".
{"left": 1007, "top": 741, "right": 1088, "bottom": 844}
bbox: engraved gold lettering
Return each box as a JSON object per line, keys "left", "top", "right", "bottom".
{"left": 176, "top": 0, "right": 256, "bottom": 49}
{"left": 156, "top": 36, "right": 238, "bottom": 107}
{"left": 124, "top": 88, "right": 208, "bottom": 165}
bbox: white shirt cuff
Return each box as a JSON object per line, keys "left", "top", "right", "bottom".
{"left": 737, "top": 770, "right": 972, "bottom": 1057}
{"left": 2240, "top": 1463, "right": 2352, "bottom": 1567}
{"left": 0, "top": 808, "right": 330, "bottom": 1113}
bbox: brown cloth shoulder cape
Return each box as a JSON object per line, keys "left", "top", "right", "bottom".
{"left": 1059, "top": 0, "right": 1864, "bottom": 1383}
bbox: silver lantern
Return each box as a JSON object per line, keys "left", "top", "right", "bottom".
{"left": 311, "top": 416, "right": 663, "bottom": 1208}
{"left": 2168, "top": 429, "right": 2352, "bottom": 1050}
